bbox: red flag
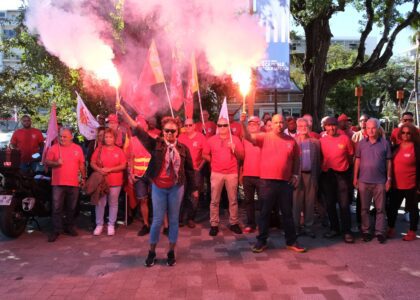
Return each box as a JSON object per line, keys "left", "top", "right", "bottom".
{"left": 41, "top": 104, "right": 58, "bottom": 166}
{"left": 170, "top": 50, "right": 184, "bottom": 111}
{"left": 122, "top": 40, "right": 164, "bottom": 115}
{"left": 184, "top": 53, "right": 199, "bottom": 119}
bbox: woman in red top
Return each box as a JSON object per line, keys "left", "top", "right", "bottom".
{"left": 90, "top": 128, "right": 127, "bottom": 236}
{"left": 387, "top": 123, "right": 420, "bottom": 241}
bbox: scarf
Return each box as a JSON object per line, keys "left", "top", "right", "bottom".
{"left": 164, "top": 142, "right": 181, "bottom": 182}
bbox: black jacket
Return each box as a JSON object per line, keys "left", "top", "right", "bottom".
{"left": 133, "top": 127, "right": 197, "bottom": 191}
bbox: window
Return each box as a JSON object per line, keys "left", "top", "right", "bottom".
{"left": 3, "top": 29, "right": 16, "bottom": 39}
{"left": 0, "top": 12, "right": 6, "bottom": 18}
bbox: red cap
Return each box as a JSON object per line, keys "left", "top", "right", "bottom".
{"left": 338, "top": 114, "right": 349, "bottom": 122}
{"left": 107, "top": 114, "right": 118, "bottom": 123}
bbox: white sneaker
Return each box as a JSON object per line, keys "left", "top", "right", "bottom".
{"left": 93, "top": 225, "right": 103, "bottom": 236}
{"left": 107, "top": 225, "right": 115, "bottom": 236}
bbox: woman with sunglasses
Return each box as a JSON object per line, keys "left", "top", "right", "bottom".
{"left": 387, "top": 123, "right": 420, "bottom": 241}
{"left": 118, "top": 106, "right": 197, "bottom": 267}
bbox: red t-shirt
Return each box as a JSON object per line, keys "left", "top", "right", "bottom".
{"left": 230, "top": 122, "right": 243, "bottom": 138}
{"left": 393, "top": 144, "right": 416, "bottom": 189}
{"left": 320, "top": 134, "right": 354, "bottom": 172}
{"left": 338, "top": 129, "right": 354, "bottom": 139}
{"left": 178, "top": 132, "right": 207, "bottom": 170}
{"left": 153, "top": 163, "right": 175, "bottom": 188}
{"left": 309, "top": 131, "right": 320, "bottom": 139}
{"left": 46, "top": 143, "right": 84, "bottom": 187}
{"left": 91, "top": 146, "right": 127, "bottom": 186}
{"left": 10, "top": 128, "right": 44, "bottom": 163}
{"left": 242, "top": 139, "right": 261, "bottom": 177}
{"left": 148, "top": 128, "right": 161, "bottom": 139}
{"left": 204, "top": 134, "right": 244, "bottom": 174}
{"left": 195, "top": 121, "right": 217, "bottom": 138}
{"left": 257, "top": 133, "right": 299, "bottom": 181}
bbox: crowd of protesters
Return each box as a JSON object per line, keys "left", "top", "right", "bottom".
{"left": 7, "top": 108, "right": 420, "bottom": 267}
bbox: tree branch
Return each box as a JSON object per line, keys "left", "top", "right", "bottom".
{"left": 354, "top": 0, "right": 374, "bottom": 66}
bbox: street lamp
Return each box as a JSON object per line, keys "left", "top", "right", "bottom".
{"left": 355, "top": 86, "right": 363, "bottom": 121}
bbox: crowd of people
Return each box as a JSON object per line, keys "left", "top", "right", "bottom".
{"left": 7, "top": 108, "right": 419, "bottom": 267}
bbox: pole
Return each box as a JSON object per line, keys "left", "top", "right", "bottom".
{"left": 355, "top": 86, "right": 363, "bottom": 122}
{"left": 242, "top": 94, "right": 246, "bottom": 114}
{"left": 274, "top": 89, "right": 278, "bottom": 114}
{"left": 163, "top": 81, "right": 175, "bottom": 117}
{"left": 197, "top": 88, "right": 206, "bottom": 135}
{"left": 115, "top": 87, "right": 120, "bottom": 112}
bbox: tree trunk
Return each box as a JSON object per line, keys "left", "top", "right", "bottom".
{"left": 301, "top": 17, "right": 332, "bottom": 132}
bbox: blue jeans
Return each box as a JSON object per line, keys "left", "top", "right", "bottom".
{"left": 257, "top": 179, "right": 297, "bottom": 246}
{"left": 95, "top": 186, "right": 121, "bottom": 226}
{"left": 52, "top": 186, "right": 79, "bottom": 233}
{"left": 150, "top": 183, "right": 185, "bottom": 244}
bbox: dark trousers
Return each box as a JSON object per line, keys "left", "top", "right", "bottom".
{"left": 52, "top": 186, "right": 79, "bottom": 233}
{"left": 257, "top": 179, "right": 296, "bottom": 245}
{"left": 243, "top": 176, "right": 260, "bottom": 228}
{"left": 180, "top": 170, "right": 203, "bottom": 221}
{"left": 388, "top": 188, "right": 419, "bottom": 231}
{"left": 320, "top": 170, "right": 352, "bottom": 234}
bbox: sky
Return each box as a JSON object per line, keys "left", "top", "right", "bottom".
{"left": 0, "top": 0, "right": 416, "bottom": 54}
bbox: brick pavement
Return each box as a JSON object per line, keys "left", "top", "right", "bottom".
{"left": 0, "top": 207, "right": 419, "bottom": 300}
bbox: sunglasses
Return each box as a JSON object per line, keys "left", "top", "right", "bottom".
{"left": 185, "top": 124, "right": 194, "bottom": 127}
{"left": 403, "top": 119, "right": 414, "bottom": 122}
{"left": 217, "top": 124, "right": 229, "bottom": 128}
{"left": 401, "top": 131, "right": 411, "bottom": 135}
{"left": 163, "top": 129, "right": 177, "bottom": 134}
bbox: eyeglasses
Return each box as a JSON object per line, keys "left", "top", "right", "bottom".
{"left": 403, "top": 118, "right": 414, "bottom": 122}
{"left": 217, "top": 124, "right": 229, "bottom": 128}
{"left": 401, "top": 131, "right": 411, "bottom": 135}
{"left": 185, "top": 124, "right": 193, "bottom": 127}
{"left": 359, "top": 119, "right": 368, "bottom": 122}
{"left": 163, "top": 129, "right": 177, "bottom": 134}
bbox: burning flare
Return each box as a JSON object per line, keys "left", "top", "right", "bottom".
{"left": 232, "top": 69, "right": 251, "bottom": 97}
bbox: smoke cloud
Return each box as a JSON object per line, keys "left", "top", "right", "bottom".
{"left": 25, "top": 0, "right": 267, "bottom": 118}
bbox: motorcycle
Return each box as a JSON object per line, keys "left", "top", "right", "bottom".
{"left": 0, "top": 149, "right": 52, "bottom": 238}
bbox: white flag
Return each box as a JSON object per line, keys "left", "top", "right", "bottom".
{"left": 218, "top": 97, "right": 229, "bottom": 121}
{"left": 76, "top": 92, "right": 99, "bottom": 140}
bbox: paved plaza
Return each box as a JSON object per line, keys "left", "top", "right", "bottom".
{"left": 0, "top": 206, "right": 419, "bottom": 300}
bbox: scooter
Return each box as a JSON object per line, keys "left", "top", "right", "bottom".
{"left": 0, "top": 149, "right": 52, "bottom": 238}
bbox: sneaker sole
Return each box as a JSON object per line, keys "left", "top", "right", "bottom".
{"left": 251, "top": 245, "right": 267, "bottom": 253}
{"left": 144, "top": 259, "right": 156, "bottom": 267}
{"left": 286, "top": 246, "right": 307, "bottom": 253}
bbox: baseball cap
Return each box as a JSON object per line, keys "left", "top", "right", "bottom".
{"left": 107, "top": 114, "right": 118, "bottom": 123}
{"left": 338, "top": 113, "right": 349, "bottom": 122}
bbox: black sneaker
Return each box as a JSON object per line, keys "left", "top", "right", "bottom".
{"left": 137, "top": 225, "right": 150, "bottom": 236}
{"left": 252, "top": 240, "right": 267, "bottom": 253}
{"left": 48, "top": 232, "right": 59, "bottom": 243}
{"left": 163, "top": 227, "right": 169, "bottom": 236}
{"left": 167, "top": 250, "right": 176, "bottom": 266}
{"left": 63, "top": 227, "right": 78, "bottom": 237}
{"left": 230, "top": 224, "right": 242, "bottom": 234}
{"left": 377, "top": 234, "right": 386, "bottom": 244}
{"left": 209, "top": 226, "right": 219, "bottom": 236}
{"left": 144, "top": 251, "right": 156, "bottom": 267}
{"left": 362, "top": 233, "right": 372, "bottom": 242}
{"left": 344, "top": 233, "right": 355, "bottom": 244}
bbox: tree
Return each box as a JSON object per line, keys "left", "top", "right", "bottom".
{"left": 291, "top": 0, "right": 419, "bottom": 130}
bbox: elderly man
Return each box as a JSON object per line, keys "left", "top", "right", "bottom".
{"left": 178, "top": 119, "right": 207, "bottom": 228}
{"left": 353, "top": 118, "right": 392, "bottom": 243}
{"left": 45, "top": 128, "right": 86, "bottom": 242}
{"left": 320, "top": 117, "right": 355, "bottom": 243}
{"left": 241, "top": 113, "right": 306, "bottom": 253}
{"left": 10, "top": 115, "right": 44, "bottom": 171}
{"left": 241, "top": 116, "right": 262, "bottom": 233}
{"left": 293, "top": 118, "right": 321, "bottom": 237}
{"left": 203, "top": 117, "right": 244, "bottom": 236}
{"left": 302, "top": 114, "right": 320, "bottom": 139}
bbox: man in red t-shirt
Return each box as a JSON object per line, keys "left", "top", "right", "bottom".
{"left": 241, "top": 113, "right": 306, "bottom": 253}
{"left": 390, "top": 112, "right": 415, "bottom": 146}
{"left": 178, "top": 119, "right": 207, "bottom": 228}
{"left": 203, "top": 117, "right": 244, "bottom": 236}
{"left": 45, "top": 128, "right": 86, "bottom": 242}
{"left": 229, "top": 113, "right": 243, "bottom": 138}
{"left": 241, "top": 116, "right": 261, "bottom": 233}
{"left": 10, "top": 115, "right": 44, "bottom": 171}
{"left": 195, "top": 110, "right": 217, "bottom": 138}
{"left": 320, "top": 117, "right": 355, "bottom": 243}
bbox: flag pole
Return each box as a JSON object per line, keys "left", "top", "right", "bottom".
{"left": 163, "top": 81, "right": 175, "bottom": 118}
{"left": 197, "top": 89, "right": 206, "bottom": 135}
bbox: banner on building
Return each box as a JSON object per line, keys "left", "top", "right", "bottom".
{"left": 253, "top": 0, "right": 291, "bottom": 90}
